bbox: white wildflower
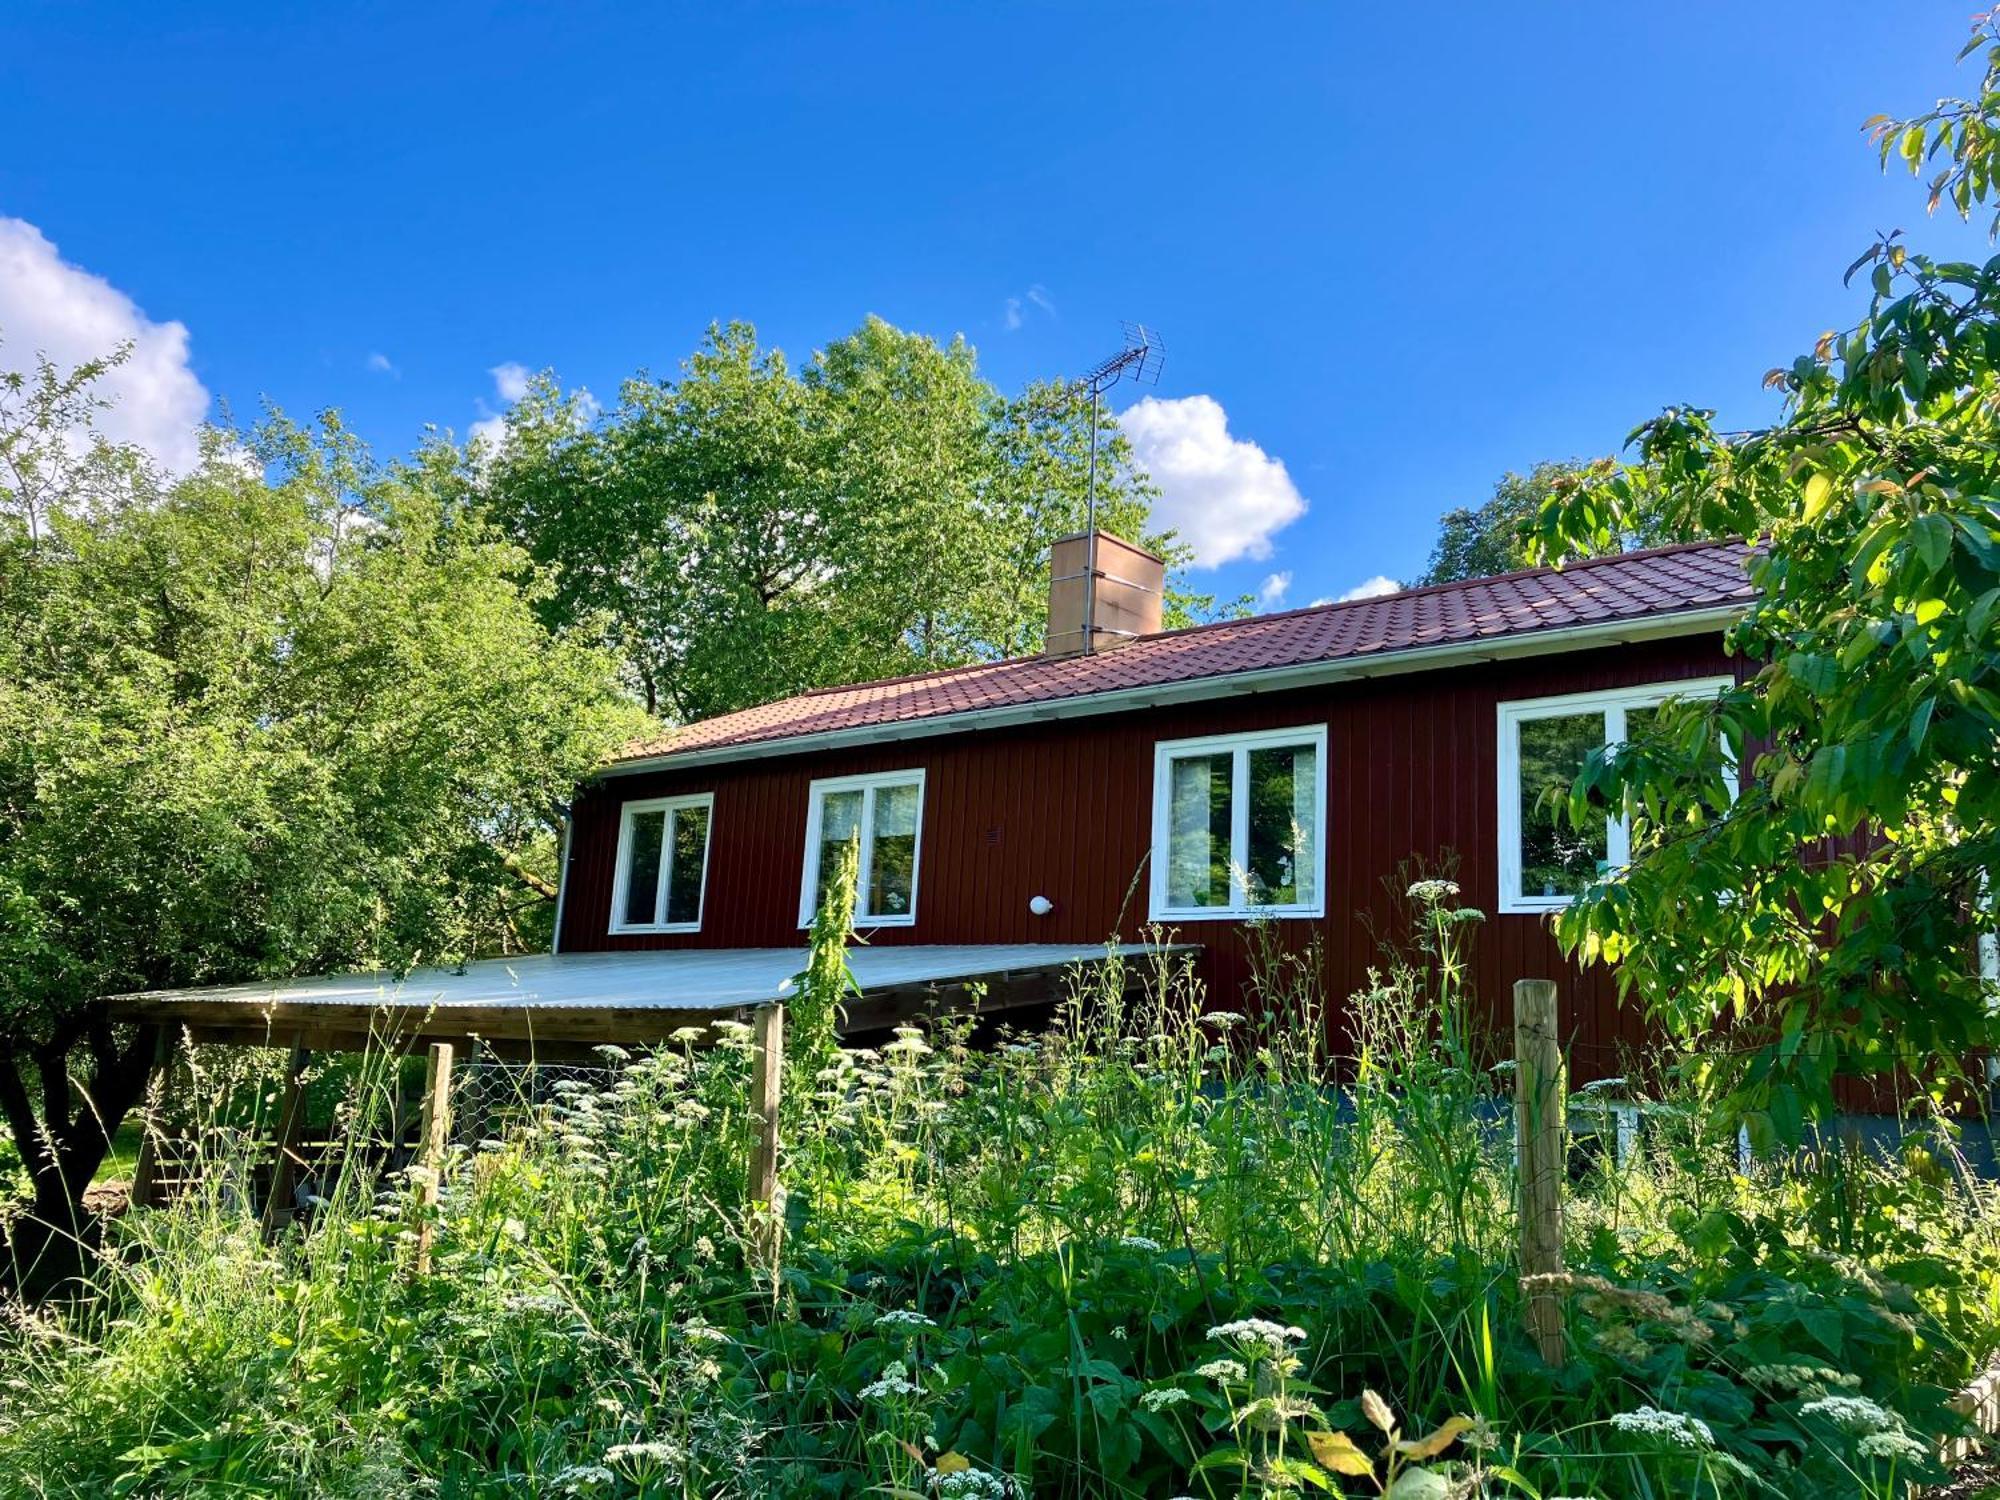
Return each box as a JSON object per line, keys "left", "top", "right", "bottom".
{"left": 553, "top": 1464, "right": 616, "bottom": 1492}
{"left": 1856, "top": 1429, "right": 1928, "bottom": 1462}
{"left": 860, "top": 1360, "right": 923, "bottom": 1400}
{"left": 592, "top": 1044, "right": 632, "bottom": 1063}
{"left": 1108, "top": 1326, "right": 1128, "bottom": 1340}
{"left": 1118, "top": 1235, "right": 1162, "bottom": 1252}
{"left": 1196, "top": 1358, "right": 1247, "bottom": 1382}
{"left": 1199, "top": 1011, "right": 1246, "bottom": 1030}
{"left": 875, "top": 1309, "right": 937, "bottom": 1330}
{"left": 669, "top": 1026, "right": 705, "bottom": 1043}
{"left": 604, "top": 1438, "right": 683, "bottom": 1467}
{"left": 1800, "top": 1395, "right": 1896, "bottom": 1432}
{"left": 1406, "top": 878, "right": 1460, "bottom": 904}
{"left": 1207, "top": 1318, "right": 1307, "bottom": 1349}
{"left": 933, "top": 1469, "right": 1025, "bottom": 1499}
{"left": 1609, "top": 1406, "right": 1713, "bottom": 1447}
{"left": 1141, "top": 1387, "right": 1191, "bottom": 1411}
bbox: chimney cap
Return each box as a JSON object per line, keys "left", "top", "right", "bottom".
{"left": 1047, "top": 529, "right": 1167, "bottom": 566}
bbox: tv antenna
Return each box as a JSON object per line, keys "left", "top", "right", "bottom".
{"left": 1073, "top": 322, "right": 1165, "bottom": 539}
{"left": 1048, "top": 323, "right": 1164, "bottom": 651}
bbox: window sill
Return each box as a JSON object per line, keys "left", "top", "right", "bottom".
{"left": 1498, "top": 899, "right": 1576, "bottom": 916}
{"left": 796, "top": 914, "right": 919, "bottom": 930}
{"left": 1149, "top": 906, "right": 1325, "bottom": 924}
{"left": 608, "top": 922, "right": 704, "bottom": 936}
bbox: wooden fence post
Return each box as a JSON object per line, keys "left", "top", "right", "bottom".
{"left": 414, "top": 1042, "right": 454, "bottom": 1275}
{"left": 1514, "top": 978, "right": 1567, "bottom": 1367}
{"left": 748, "top": 1003, "right": 786, "bottom": 1274}
{"left": 260, "top": 1038, "right": 311, "bottom": 1240}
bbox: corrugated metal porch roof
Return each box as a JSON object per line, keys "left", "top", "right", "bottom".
{"left": 105, "top": 944, "right": 1192, "bottom": 1048}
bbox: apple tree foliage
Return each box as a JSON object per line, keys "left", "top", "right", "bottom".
{"left": 1531, "top": 21, "right": 2000, "bottom": 1141}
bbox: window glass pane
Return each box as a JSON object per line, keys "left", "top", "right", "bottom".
{"left": 664, "top": 805, "right": 709, "bottom": 925}
{"left": 621, "top": 810, "right": 666, "bottom": 926}
{"left": 867, "top": 782, "right": 920, "bottom": 918}
{"left": 1247, "top": 742, "right": 1316, "bottom": 907}
{"left": 814, "top": 789, "right": 865, "bottom": 914}
{"left": 1166, "top": 752, "right": 1234, "bottom": 908}
{"left": 1517, "top": 712, "right": 1608, "bottom": 900}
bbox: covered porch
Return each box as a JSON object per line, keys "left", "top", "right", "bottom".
{"left": 102, "top": 942, "right": 1196, "bottom": 1223}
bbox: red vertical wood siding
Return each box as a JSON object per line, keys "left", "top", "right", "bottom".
{"left": 560, "top": 638, "right": 1738, "bottom": 1079}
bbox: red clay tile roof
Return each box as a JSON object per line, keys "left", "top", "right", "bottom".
{"left": 613, "top": 539, "right": 1754, "bottom": 766}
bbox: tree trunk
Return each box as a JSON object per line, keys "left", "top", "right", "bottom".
{"left": 0, "top": 1014, "right": 162, "bottom": 1227}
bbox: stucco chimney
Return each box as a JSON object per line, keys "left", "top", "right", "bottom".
{"left": 1045, "top": 531, "right": 1165, "bottom": 657}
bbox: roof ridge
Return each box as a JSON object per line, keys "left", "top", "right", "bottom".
{"left": 1127, "top": 536, "right": 1749, "bottom": 644}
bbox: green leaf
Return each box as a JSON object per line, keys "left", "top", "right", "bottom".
{"left": 1913, "top": 512, "right": 1954, "bottom": 571}
{"left": 1909, "top": 696, "right": 1937, "bottom": 753}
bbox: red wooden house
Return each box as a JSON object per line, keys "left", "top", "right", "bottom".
{"left": 554, "top": 532, "right": 1755, "bottom": 1076}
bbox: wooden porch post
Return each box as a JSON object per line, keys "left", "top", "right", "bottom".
{"left": 260, "top": 1039, "right": 311, "bottom": 1239}
{"left": 414, "top": 1041, "right": 454, "bottom": 1275}
{"left": 1514, "top": 978, "right": 1567, "bottom": 1367}
{"left": 748, "top": 1003, "right": 785, "bottom": 1272}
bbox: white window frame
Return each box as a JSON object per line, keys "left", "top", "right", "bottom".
{"left": 1148, "top": 723, "right": 1329, "bottom": 923}
{"left": 607, "top": 793, "right": 715, "bottom": 935}
{"left": 797, "top": 768, "right": 927, "bottom": 928}
{"left": 1496, "top": 677, "right": 1735, "bottom": 915}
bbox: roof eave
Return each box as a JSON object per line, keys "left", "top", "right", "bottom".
{"left": 600, "top": 602, "right": 1748, "bottom": 778}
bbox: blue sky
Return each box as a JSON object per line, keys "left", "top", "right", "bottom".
{"left": 2, "top": 3, "right": 1995, "bottom": 609}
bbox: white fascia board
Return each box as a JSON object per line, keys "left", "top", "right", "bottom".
{"left": 599, "top": 604, "right": 1746, "bottom": 779}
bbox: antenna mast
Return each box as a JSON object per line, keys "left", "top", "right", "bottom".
{"left": 1066, "top": 322, "right": 1164, "bottom": 651}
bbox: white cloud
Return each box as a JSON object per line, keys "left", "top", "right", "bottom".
{"left": 1336, "top": 574, "right": 1400, "bottom": 602}
{"left": 490, "top": 360, "right": 533, "bottom": 402}
{"left": 365, "top": 351, "right": 398, "bottom": 376}
{"left": 1002, "top": 284, "right": 1055, "bottom": 332}
{"left": 0, "top": 216, "right": 210, "bottom": 472}
{"left": 1257, "top": 571, "right": 1291, "bottom": 609}
{"left": 467, "top": 361, "right": 597, "bottom": 453}
{"left": 1117, "top": 394, "right": 1306, "bottom": 567}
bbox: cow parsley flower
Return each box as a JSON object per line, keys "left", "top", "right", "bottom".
{"left": 1141, "top": 1387, "right": 1191, "bottom": 1411}
{"left": 1196, "top": 1358, "right": 1247, "bottom": 1382}
{"left": 860, "top": 1360, "right": 923, "bottom": 1400}
{"left": 1800, "top": 1395, "right": 1896, "bottom": 1432}
{"left": 1856, "top": 1429, "right": 1928, "bottom": 1462}
{"left": 932, "top": 1469, "right": 1025, "bottom": 1499}
{"left": 875, "top": 1309, "right": 937, "bottom": 1330}
{"left": 552, "top": 1465, "right": 616, "bottom": 1493}
{"left": 1610, "top": 1406, "right": 1713, "bottom": 1447}
{"left": 604, "top": 1439, "right": 683, "bottom": 1467}
{"left": 1199, "top": 1011, "right": 1246, "bottom": 1030}
{"left": 1207, "top": 1318, "right": 1307, "bottom": 1352}
{"left": 1406, "top": 878, "right": 1460, "bottom": 904}
{"left": 1118, "top": 1235, "right": 1162, "bottom": 1252}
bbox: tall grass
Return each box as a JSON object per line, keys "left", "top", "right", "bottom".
{"left": 2, "top": 887, "right": 1998, "bottom": 1497}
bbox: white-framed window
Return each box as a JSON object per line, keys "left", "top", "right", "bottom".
{"left": 608, "top": 793, "right": 714, "bottom": 934}
{"left": 798, "top": 769, "right": 926, "bottom": 927}
{"left": 1497, "top": 677, "right": 1735, "bottom": 914}
{"left": 1149, "top": 724, "right": 1327, "bottom": 922}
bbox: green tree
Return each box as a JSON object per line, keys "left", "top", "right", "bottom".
{"left": 0, "top": 350, "right": 637, "bottom": 1223}
{"left": 480, "top": 317, "right": 1183, "bottom": 722}
{"left": 1529, "top": 21, "right": 2000, "bottom": 1138}
{"left": 1418, "top": 459, "right": 1691, "bottom": 585}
